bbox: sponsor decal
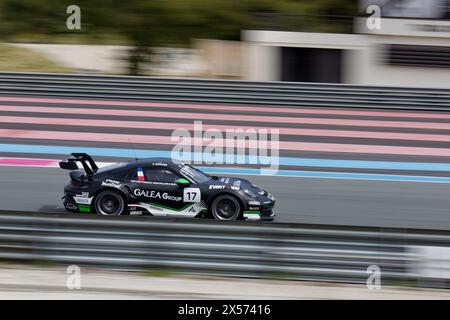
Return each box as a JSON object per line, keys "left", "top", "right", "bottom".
{"left": 209, "top": 184, "right": 239, "bottom": 191}
{"left": 132, "top": 180, "right": 176, "bottom": 186}
{"left": 101, "top": 179, "right": 122, "bottom": 188}
{"left": 74, "top": 194, "right": 93, "bottom": 205}
{"left": 220, "top": 177, "right": 230, "bottom": 184}
{"left": 133, "top": 188, "right": 182, "bottom": 202}
{"left": 152, "top": 162, "right": 168, "bottom": 166}
{"left": 128, "top": 204, "right": 154, "bottom": 214}
{"left": 137, "top": 167, "right": 145, "bottom": 181}
{"left": 209, "top": 185, "right": 226, "bottom": 190}
{"left": 129, "top": 211, "right": 143, "bottom": 216}
{"left": 180, "top": 165, "right": 195, "bottom": 179}
{"left": 74, "top": 197, "right": 91, "bottom": 204}
{"left": 233, "top": 180, "right": 242, "bottom": 188}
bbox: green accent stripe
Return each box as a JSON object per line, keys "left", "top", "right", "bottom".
{"left": 243, "top": 211, "right": 261, "bottom": 216}
{"left": 78, "top": 204, "right": 91, "bottom": 213}
{"left": 143, "top": 201, "right": 194, "bottom": 212}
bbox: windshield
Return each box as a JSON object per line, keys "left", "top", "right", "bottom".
{"left": 179, "top": 164, "right": 211, "bottom": 183}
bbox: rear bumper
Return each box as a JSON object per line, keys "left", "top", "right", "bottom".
{"left": 62, "top": 194, "right": 79, "bottom": 212}
{"left": 62, "top": 193, "right": 92, "bottom": 213}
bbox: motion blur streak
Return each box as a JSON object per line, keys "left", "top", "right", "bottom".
{"left": 6, "top": 129, "right": 450, "bottom": 156}
{"left": 5, "top": 146, "right": 450, "bottom": 171}
{"left": 3, "top": 95, "right": 450, "bottom": 119}
{"left": 3, "top": 96, "right": 450, "bottom": 176}
{"left": 6, "top": 115, "right": 450, "bottom": 142}
{"left": 5, "top": 156, "right": 450, "bottom": 183}
{"left": 2, "top": 95, "right": 450, "bottom": 123}
{"left": 5, "top": 104, "right": 450, "bottom": 129}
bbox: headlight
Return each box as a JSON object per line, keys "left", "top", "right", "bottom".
{"left": 244, "top": 189, "right": 257, "bottom": 198}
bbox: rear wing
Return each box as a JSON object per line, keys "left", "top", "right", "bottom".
{"left": 59, "top": 153, "right": 99, "bottom": 175}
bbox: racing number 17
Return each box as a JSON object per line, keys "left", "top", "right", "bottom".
{"left": 186, "top": 191, "right": 197, "bottom": 201}
{"left": 183, "top": 188, "right": 201, "bottom": 203}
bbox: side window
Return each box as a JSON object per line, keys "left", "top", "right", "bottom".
{"left": 128, "top": 169, "right": 138, "bottom": 181}
{"left": 144, "top": 167, "right": 180, "bottom": 183}
{"left": 110, "top": 168, "right": 136, "bottom": 180}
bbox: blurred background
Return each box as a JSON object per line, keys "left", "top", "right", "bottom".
{"left": 0, "top": 0, "right": 449, "bottom": 87}
{"left": 0, "top": 0, "right": 355, "bottom": 76}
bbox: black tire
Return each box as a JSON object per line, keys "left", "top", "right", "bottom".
{"left": 211, "top": 195, "right": 241, "bottom": 221}
{"left": 94, "top": 190, "right": 125, "bottom": 216}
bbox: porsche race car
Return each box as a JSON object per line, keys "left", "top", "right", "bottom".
{"left": 60, "top": 153, "right": 276, "bottom": 221}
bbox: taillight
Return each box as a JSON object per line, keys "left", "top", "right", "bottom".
{"left": 70, "top": 179, "right": 82, "bottom": 187}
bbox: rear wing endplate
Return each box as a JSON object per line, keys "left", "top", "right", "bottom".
{"left": 59, "top": 153, "right": 99, "bottom": 175}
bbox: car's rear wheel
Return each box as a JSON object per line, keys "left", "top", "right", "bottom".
{"left": 94, "top": 190, "right": 125, "bottom": 216}
{"left": 211, "top": 195, "right": 241, "bottom": 221}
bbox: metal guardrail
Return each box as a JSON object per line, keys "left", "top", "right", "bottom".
{"left": 0, "top": 72, "right": 450, "bottom": 110}
{"left": 0, "top": 211, "right": 450, "bottom": 287}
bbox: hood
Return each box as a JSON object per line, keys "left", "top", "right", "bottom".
{"left": 212, "top": 176, "right": 271, "bottom": 197}
{"left": 217, "top": 176, "right": 251, "bottom": 189}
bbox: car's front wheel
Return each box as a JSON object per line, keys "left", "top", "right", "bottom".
{"left": 94, "top": 190, "right": 125, "bottom": 216}
{"left": 211, "top": 195, "right": 241, "bottom": 221}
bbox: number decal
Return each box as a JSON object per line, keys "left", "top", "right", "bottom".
{"left": 183, "top": 188, "right": 201, "bottom": 203}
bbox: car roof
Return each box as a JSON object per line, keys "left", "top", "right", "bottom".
{"left": 116, "top": 157, "right": 184, "bottom": 169}
{"left": 96, "top": 158, "right": 183, "bottom": 174}
{"left": 133, "top": 157, "right": 180, "bottom": 166}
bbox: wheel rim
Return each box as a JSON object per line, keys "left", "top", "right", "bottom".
{"left": 213, "top": 196, "right": 240, "bottom": 220}
{"left": 96, "top": 192, "right": 123, "bottom": 215}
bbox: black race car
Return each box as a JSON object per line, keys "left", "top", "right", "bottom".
{"left": 59, "top": 153, "right": 275, "bottom": 221}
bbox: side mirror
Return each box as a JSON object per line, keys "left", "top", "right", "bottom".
{"left": 176, "top": 178, "right": 190, "bottom": 186}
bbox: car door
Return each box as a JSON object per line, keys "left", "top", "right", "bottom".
{"left": 130, "top": 165, "right": 194, "bottom": 216}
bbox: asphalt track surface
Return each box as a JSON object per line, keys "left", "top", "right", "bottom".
{"left": 2, "top": 166, "right": 450, "bottom": 230}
